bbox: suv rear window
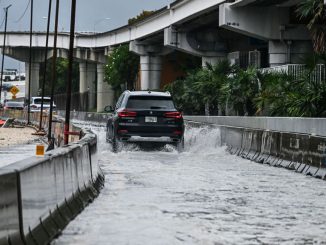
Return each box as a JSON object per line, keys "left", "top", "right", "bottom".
{"left": 126, "top": 96, "right": 175, "bottom": 109}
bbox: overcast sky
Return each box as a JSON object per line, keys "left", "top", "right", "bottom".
{"left": 0, "top": 0, "right": 173, "bottom": 70}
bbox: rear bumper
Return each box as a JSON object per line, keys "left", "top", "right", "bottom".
{"left": 116, "top": 123, "right": 184, "bottom": 140}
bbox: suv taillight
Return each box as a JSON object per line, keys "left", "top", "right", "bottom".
{"left": 164, "top": 111, "right": 182, "bottom": 119}
{"left": 118, "top": 110, "right": 137, "bottom": 118}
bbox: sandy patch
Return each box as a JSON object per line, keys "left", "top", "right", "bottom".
{"left": 0, "top": 127, "right": 40, "bottom": 147}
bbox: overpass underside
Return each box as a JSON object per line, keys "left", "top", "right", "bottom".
{"left": 1, "top": 0, "right": 312, "bottom": 112}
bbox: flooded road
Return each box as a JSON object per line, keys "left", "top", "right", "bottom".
{"left": 53, "top": 124, "right": 326, "bottom": 244}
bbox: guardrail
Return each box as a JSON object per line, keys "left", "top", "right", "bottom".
{"left": 0, "top": 128, "right": 104, "bottom": 244}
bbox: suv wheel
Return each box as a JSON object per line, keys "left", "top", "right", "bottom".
{"left": 175, "top": 137, "right": 184, "bottom": 152}
{"left": 112, "top": 132, "right": 118, "bottom": 153}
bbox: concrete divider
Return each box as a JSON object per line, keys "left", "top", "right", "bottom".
{"left": 186, "top": 118, "right": 326, "bottom": 181}
{"left": 0, "top": 129, "right": 104, "bottom": 245}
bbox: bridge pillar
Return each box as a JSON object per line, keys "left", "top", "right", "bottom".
{"left": 140, "top": 55, "right": 162, "bottom": 90}
{"left": 86, "top": 63, "right": 96, "bottom": 109}
{"left": 25, "top": 62, "right": 40, "bottom": 98}
{"left": 268, "top": 40, "right": 313, "bottom": 67}
{"left": 97, "top": 64, "right": 114, "bottom": 112}
{"left": 130, "top": 41, "right": 171, "bottom": 90}
{"left": 79, "top": 62, "right": 88, "bottom": 93}
{"left": 202, "top": 56, "right": 226, "bottom": 67}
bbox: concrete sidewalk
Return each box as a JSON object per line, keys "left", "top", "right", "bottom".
{"left": 0, "top": 127, "right": 43, "bottom": 168}
{"left": 0, "top": 127, "right": 39, "bottom": 147}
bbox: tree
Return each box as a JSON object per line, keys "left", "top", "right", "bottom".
{"left": 41, "top": 57, "right": 79, "bottom": 95}
{"left": 297, "top": 0, "right": 326, "bottom": 54}
{"left": 105, "top": 45, "right": 139, "bottom": 99}
{"left": 128, "top": 11, "right": 154, "bottom": 25}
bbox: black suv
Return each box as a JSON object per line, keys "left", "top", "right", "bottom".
{"left": 106, "top": 90, "right": 184, "bottom": 151}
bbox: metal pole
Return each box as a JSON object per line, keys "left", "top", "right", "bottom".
{"left": 0, "top": 5, "right": 11, "bottom": 104}
{"left": 64, "top": 0, "right": 77, "bottom": 145}
{"left": 38, "top": 0, "right": 52, "bottom": 132}
{"left": 27, "top": 0, "right": 34, "bottom": 124}
{"left": 48, "top": 0, "right": 60, "bottom": 145}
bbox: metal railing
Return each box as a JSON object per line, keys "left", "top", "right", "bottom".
{"left": 261, "top": 64, "right": 326, "bottom": 82}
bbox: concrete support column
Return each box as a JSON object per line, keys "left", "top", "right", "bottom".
{"left": 202, "top": 56, "right": 225, "bottom": 67}
{"left": 25, "top": 62, "right": 40, "bottom": 98}
{"left": 97, "top": 64, "right": 114, "bottom": 112}
{"left": 86, "top": 63, "right": 96, "bottom": 109}
{"left": 269, "top": 40, "right": 313, "bottom": 67}
{"left": 79, "top": 62, "right": 87, "bottom": 93}
{"left": 268, "top": 41, "right": 287, "bottom": 67}
{"left": 140, "top": 55, "right": 162, "bottom": 90}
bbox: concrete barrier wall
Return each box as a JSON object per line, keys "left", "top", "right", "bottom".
{"left": 188, "top": 120, "right": 326, "bottom": 181}
{"left": 185, "top": 116, "right": 326, "bottom": 137}
{"left": 0, "top": 129, "right": 104, "bottom": 245}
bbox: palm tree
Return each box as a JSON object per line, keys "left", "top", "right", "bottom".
{"left": 297, "top": 0, "right": 326, "bottom": 54}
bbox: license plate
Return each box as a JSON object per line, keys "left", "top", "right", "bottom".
{"left": 145, "top": 116, "right": 157, "bottom": 123}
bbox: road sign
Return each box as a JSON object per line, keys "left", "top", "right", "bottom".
{"left": 10, "top": 85, "right": 19, "bottom": 95}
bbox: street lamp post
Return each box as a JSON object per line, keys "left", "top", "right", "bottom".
{"left": 0, "top": 4, "right": 12, "bottom": 105}
{"left": 93, "top": 17, "right": 110, "bottom": 33}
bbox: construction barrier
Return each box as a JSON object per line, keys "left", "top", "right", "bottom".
{"left": 0, "top": 128, "right": 104, "bottom": 245}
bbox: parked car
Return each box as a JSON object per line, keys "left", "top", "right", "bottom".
{"left": 29, "top": 96, "right": 56, "bottom": 112}
{"left": 106, "top": 90, "right": 184, "bottom": 152}
{"left": 1, "top": 83, "right": 13, "bottom": 92}
{"left": 3, "top": 101, "right": 24, "bottom": 110}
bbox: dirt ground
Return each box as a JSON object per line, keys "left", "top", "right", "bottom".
{"left": 0, "top": 127, "right": 40, "bottom": 147}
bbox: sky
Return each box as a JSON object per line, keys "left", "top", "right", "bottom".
{"left": 0, "top": 0, "right": 173, "bottom": 70}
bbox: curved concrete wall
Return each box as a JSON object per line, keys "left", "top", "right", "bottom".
{"left": 184, "top": 116, "right": 326, "bottom": 137}
{"left": 0, "top": 129, "right": 104, "bottom": 245}
{"left": 188, "top": 120, "right": 326, "bottom": 180}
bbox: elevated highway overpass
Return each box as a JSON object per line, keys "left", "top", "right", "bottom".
{"left": 0, "top": 0, "right": 312, "bottom": 112}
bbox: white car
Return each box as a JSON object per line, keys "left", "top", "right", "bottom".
{"left": 29, "top": 97, "right": 56, "bottom": 112}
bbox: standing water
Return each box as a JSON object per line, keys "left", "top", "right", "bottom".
{"left": 53, "top": 123, "right": 326, "bottom": 244}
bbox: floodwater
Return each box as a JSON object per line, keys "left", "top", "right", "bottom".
{"left": 50, "top": 123, "right": 326, "bottom": 244}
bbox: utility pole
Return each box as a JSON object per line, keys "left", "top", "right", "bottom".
{"left": 27, "top": 0, "right": 34, "bottom": 124}
{"left": 47, "top": 0, "right": 60, "bottom": 148}
{"left": 0, "top": 4, "right": 12, "bottom": 104}
{"left": 38, "top": 0, "right": 52, "bottom": 132}
{"left": 64, "top": 0, "right": 77, "bottom": 145}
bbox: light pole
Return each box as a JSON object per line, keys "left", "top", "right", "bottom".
{"left": 93, "top": 17, "right": 110, "bottom": 33}
{"left": 0, "top": 4, "right": 12, "bottom": 105}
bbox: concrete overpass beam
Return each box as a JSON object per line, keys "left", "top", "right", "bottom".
{"left": 164, "top": 26, "right": 226, "bottom": 60}
{"left": 219, "top": 3, "right": 310, "bottom": 41}
{"left": 97, "top": 63, "right": 114, "bottom": 112}
{"left": 25, "top": 62, "right": 40, "bottom": 98}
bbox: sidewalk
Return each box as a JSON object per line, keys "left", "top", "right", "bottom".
{"left": 0, "top": 127, "right": 42, "bottom": 168}
{"left": 0, "top": 127, "right": 39, "bottom": 147}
